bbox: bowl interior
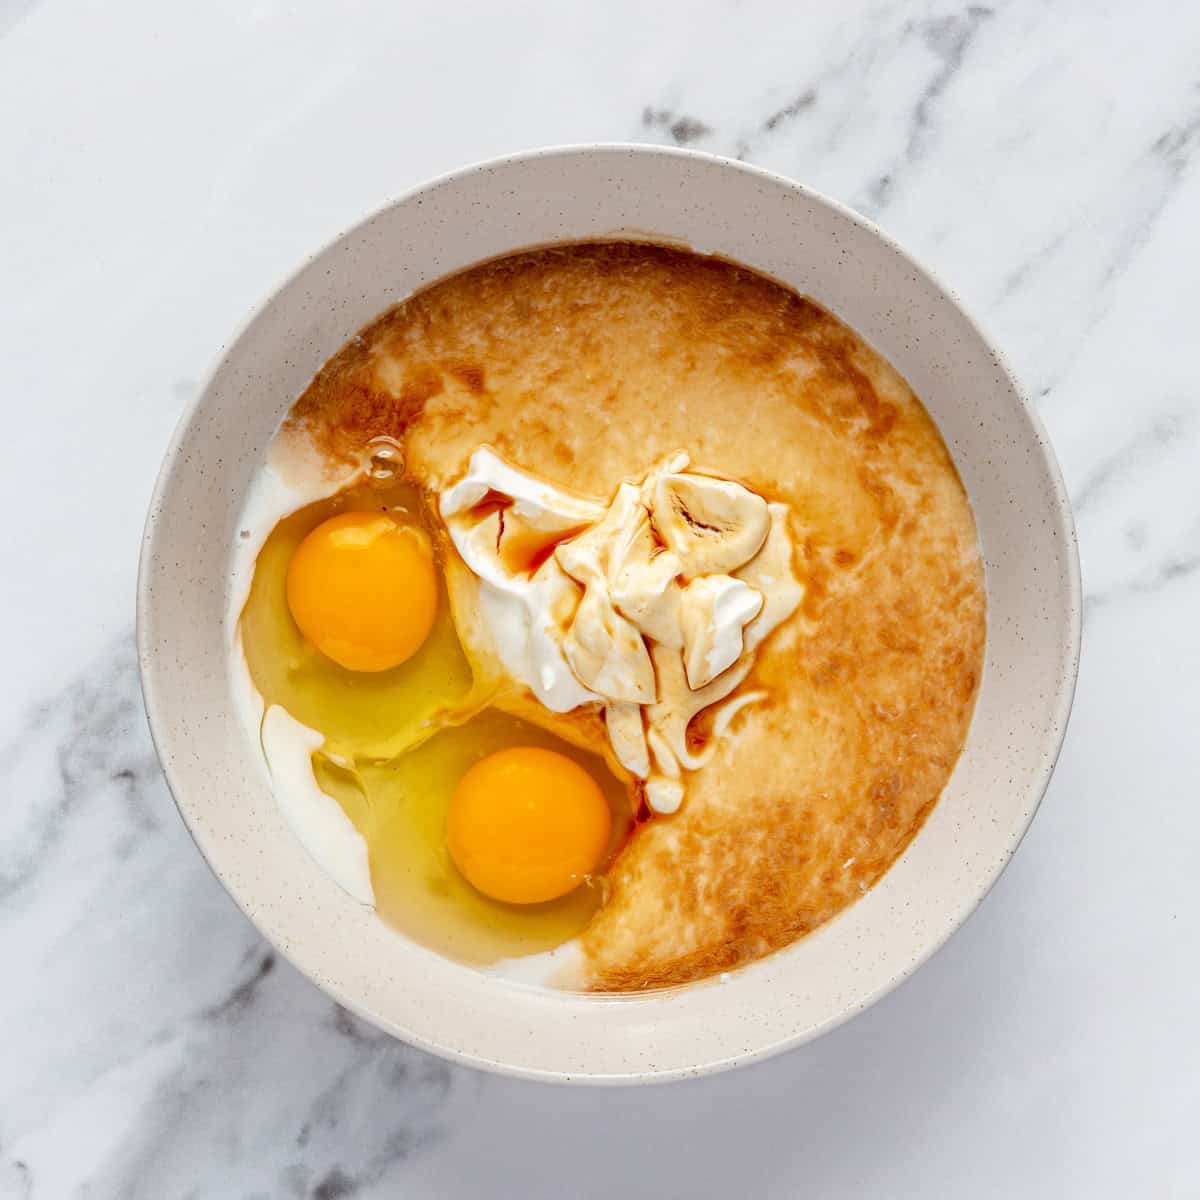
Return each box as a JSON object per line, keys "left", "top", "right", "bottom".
{"left": 139, "top": 145, "right": 1080, "bottom": 1083}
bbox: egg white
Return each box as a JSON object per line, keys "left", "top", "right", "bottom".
{"left": 226, "top": 453, "right": 577, "bottom": 986}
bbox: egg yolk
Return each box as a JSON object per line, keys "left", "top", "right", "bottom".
{"left": 447, "top": 747, "right": 612, "bottom": 905}
{"left": 286, "top": 511, "right": 437, "bottom": 672}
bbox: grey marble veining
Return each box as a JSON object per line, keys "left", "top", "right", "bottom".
{"left": 0, "top": 638, "right": 479, "bottom": 1197}
{"left": 2, "top": 0, "right": 1198, "bottom": 1195}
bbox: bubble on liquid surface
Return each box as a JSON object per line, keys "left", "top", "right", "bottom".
{"left": 365, "top": 436, "right": 404, "bottom": 481}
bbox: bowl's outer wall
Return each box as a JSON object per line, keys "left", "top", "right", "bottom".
{"left": 139, "top": 145, "right": 1080, "bottom": 1083}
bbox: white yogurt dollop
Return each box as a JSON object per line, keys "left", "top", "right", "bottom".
{"left": 439, "top": 448, "right": 605, "bottom": 713}
{"left": 440, "top": 447, "right": 804, "bottom": 813}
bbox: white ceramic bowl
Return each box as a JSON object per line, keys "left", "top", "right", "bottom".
{"left": 138, "top": 144, "right": 1080, "bottom": 1084}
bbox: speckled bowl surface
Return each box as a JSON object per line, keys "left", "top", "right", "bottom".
{"left": 138, "top": 144, "right": 1081, "bottom": 1084}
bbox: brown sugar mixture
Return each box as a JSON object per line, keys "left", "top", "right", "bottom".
{"left": 276, "top": 242, "right": 986, "bottom": 990}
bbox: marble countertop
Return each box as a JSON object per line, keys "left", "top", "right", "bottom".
{"left": 3, "top": 1, "right": 1197, "bottom": 1195}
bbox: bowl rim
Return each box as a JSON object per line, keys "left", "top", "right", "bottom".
{"left": 137, "top": 142, "right": 1082, "bottom": 1084}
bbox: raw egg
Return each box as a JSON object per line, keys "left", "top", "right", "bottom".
{"left": 286, "top": 510, "right": 437, "bottom": 672}
{"left": 447, "top": 747, "right": 612, "bottom": 904}
{"left": 239, "top": 479, "right": 472, "bottom": 759}
{"left": 240, "top": 477, "right": 632, "bottom": 966}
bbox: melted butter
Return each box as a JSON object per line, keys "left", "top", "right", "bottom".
{"left": 240, "top": 476, "right": 632, "bottom": 966}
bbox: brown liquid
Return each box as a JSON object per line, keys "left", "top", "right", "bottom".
{"left": 277, "top": 242, "right": 987, "bottom": 991}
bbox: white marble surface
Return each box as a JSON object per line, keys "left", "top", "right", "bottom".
{"left": 2, "top": 0, "right": 1197, "bottom": 1195}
